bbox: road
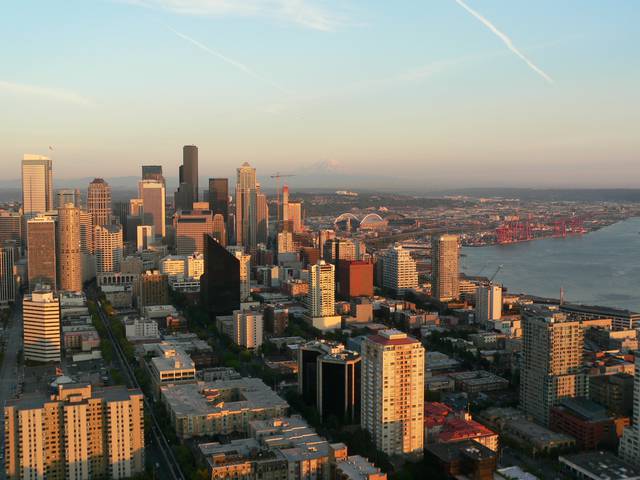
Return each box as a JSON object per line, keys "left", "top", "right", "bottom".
{"left": 0, "top": 302, "right": 23, "bottom": 480}
{"left": 93, "top": 300, "right": 185, "bottom": 480}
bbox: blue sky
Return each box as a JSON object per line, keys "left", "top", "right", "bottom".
{"left": 1, "top": 0, "right": 639, "bottom": 188}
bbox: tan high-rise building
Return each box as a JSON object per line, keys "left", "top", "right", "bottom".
{"left": 520, "top": 306, "right": 587, "bottom": 426}
{"left": 4, "top": 383, "right": 145, "bottom": 480}
{"left": 235, "top": 162, "right": 258, "bottom": 251}
{"left": 380, "top": 245, "right": 418, "bottom": 294}
{"left": 22, "top": 154, "right": 53, "bottom": 216}
{"left": 87, "top": 178, "right": 112, "bottom": 227}
{"left": 305, "top": 260, "right": 341, "bottom": 331}
{"left": 212, "top": 213, "right": 227, "bottom": 246}
{"left": 288, "top": 201, "right": 303, "bottom": 232}
{"left": 361, "top": 329, "right": 425, "bottom": 457}
{"left": 174, "top": 209, "right": 214, "bottom": 255}
{"left": 79, "top": 211, "right": 93, "bottom": 254}
{"left": 0, "top": 210, "right": 23, "bottom": 246}
{"left": 476, "top": 283, "right": 502, "bottom": 325}
{"left": 23, "top": 290, "right": 61, "bottom": 363}
{"left": 227, "top": 246, "right": 251, "bottom": 302}
{"left": 93, "top": 224, "right": 123, "bottom": 274}
{"left": 27, "top": 216, "right": 57, "bottom": 291}
{"left": 256, "top": 189, "right": 269, "bottom": 246}
{"left": 431, "top": 234, "right": 460, "bottom": 301}
{"left": 57, "top": 204, "right": 82, "bottom": 292}
{"left": 139, "top": 180, "right": 166, "bottom": 239}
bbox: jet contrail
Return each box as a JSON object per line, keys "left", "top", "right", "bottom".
{"left": 167, "top": 26, "right": 290, "bottom": 94}
{"left": 454, "top": 0, "right": 553, "bottom": 84}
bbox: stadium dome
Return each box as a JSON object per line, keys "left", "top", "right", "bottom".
{"left": 359, "top": 213, "right": 388, "bottom": 230}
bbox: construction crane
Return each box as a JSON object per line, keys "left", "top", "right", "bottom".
{"left": 270, "top": 172, "right": 296, "bottom": 224}
{"left": 489, "top": 264, "right": 503, "bottom": 283}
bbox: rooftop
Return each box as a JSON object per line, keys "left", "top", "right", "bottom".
{"left": 426, "top": 439, "right": 496, "bottom": 463}
{"left": 555, "top": 397, "right": 611, "bottom": 422}
{"left": 560, "top": 451, "right": 640, "bottom": 479}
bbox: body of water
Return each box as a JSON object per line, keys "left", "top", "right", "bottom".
{"left": 462, "top": 217, "right": 640, "bottom": 312}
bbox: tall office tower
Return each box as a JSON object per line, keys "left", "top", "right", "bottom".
{"left": 317, "top": 350, "right": 361, "bottom": 423}
{"left": 228, "top": 245, "right": 251, "bottom": 301}
{"left": 476, "top": 283, "right": 503, "bottom": 325}
{"left": 56, "top": 204, "right": 82, "bottom": 292}
{"left": 232, "top": 310, "right": 264, "bottom": 349}
{"left": 288, "top": 201, "right": 303, "bottom": 232}
{"left": 380, "top": 245, "right": 418, "bottom": 295}
{"left": 175, "top": 145, "right": 199, "bottom": 210}
{"left": 139, "top": 180, "right": 166, "bottom": 239}
{"left": 174, "top": 209, "right": 214, "bottom": 255}
{"left": 318, "top": 229, "right": 336, "bottom": 259}
{"left": 277, "top": 230, "right": 296, "bottom": 254}
{"left": 87, "top": 178, "right": 112, "bottom": 227}
{"left": 0, "top": 210, "right": 23, "bottom": 246}
{"left": 431, "top": 234, "right": 460, "bottom": 301}
{"left": 323, "top": 238, "right": 357, "bottom": 264}
{"left": 130, "top": 197, "right": 144, "bottom": 217}
{"left": 79, "top": 210, "right": 94, "bottom": 254}
{"left": 55, "top": 188, "right": 81, "bottom": 208}
{"left": 4, "top": 383, "right": 145, "bottom": 480}
{"left": 361, "top": 329, "right": 425, "bottom": 456}
{"left": 93, "top": 224, "right": 123, "bottom": 273}
{"left": 21, "top": 154, "right": 53, "bottom": 216}
{"left": 520, "top": 307, "right": 586, "bottom": 426}
{"left": 201, "top": 235, "right": 240, "bottom": 315}
{"left": 142, "top": 164, "right": 164, "bottom": 184}
{"left": 620, "top": 356, "right": 640, "bottom": 467}
{"left": 212, "top": 213, "right": 227, "bottom": 246}
{"left": 256, "top": 189, "right": 269, "bottom": 245}
{"left": 235, "top": 162, "right": 258, "bottom": 251}
{"left": 136, "top": 225, "right": 154, "bottom": 251}
{"left": 0, "top": 246, "right": 16, "bottom": 304}
{"left": 337, "top": 260, "right": 374, "bottom": 299}
{"left": 297, "top": 341, "right": 341, "bottom": 406}
{"left": 208, "top": 178, "right": 229, "bottom": 221}
{"left": 27, "top": 216, "right": 57, "bottom": 291}
{"left": 23, "top": 290, "right": 61, "bottom": 363}
{"left": 112, "top": 200, "right": 130, "bottom": 227}
{"left": 281, "top": 184, "right": 290, "bottom": 223}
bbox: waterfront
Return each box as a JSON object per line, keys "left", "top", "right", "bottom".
{"left": 462, "top": 217, "right": 640, "bottom": 312}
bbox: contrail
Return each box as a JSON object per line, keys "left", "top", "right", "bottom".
{"left": 453, "top": 0, "right": 553, "bottom": 84}
{"left": 167, "top": 26, "right": 290, "bottom": 95}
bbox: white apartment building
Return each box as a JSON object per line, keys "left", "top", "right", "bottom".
{"left": 361, "top": 329, "right": 425, "bottom": 457}
{"left": 381, "top": 246, "right": 418, "bottom": 294}
{"left": 23, "top": 290, "right": 61, "bottom": 363}
{"left": 476, "top": 283, "right": 503, "bottom": 325}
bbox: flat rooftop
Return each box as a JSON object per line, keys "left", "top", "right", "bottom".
{"left": 161, "top": 378, "right": 288, "bottom": 417}
{"left": 560, "top": 451, "right": 640, "bottom": 479}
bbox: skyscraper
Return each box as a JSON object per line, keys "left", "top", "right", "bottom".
{"left": 136, "top": 225, "right": 154, "bottom": 252}
{"left": 235, "top": 162, "right": 258, "bottom": 251}
{"left": 208, "top": 178, "right": 229, "bottom": 221}
{"left": 175, "top": 145, "right": 199, "bottom": 210}
{"left": 55, "top": 188, "right": 81, "bottom": 208}
{"left": 431, "top": 234, "right": 460, "bottom": 301}
{"left": 87, "top": 178, "right": 112, "bottom": 227}
{"left": 201, "top": 234, "right": 240, "bottom": 316}
{"left": 476, "top": 283, "right": 503, "bottom": 326}
{"left": 27, "top": 216, "right": 57, "bottom": 291}
{"left": 142, "top": 164, "right": 164, "bottom": 184}
{"left": 287, "top": 201, "right": 303, "bottom": 232}
{"left": 57, "top": 203, "right": 82, "bottom": 292}
{"left": 22, "top": 154, "right": 53, "bottom": 216}
{"left": 212, "top": 213, "right": 227, "bottom": 246}
{"left": 317, "top": 350, "right": 361, "bottom": 424}
{"left": 0, "top": 245, "right": 16, "bottom": 304}
{"left": 380, "top": 245, "right": 418, "bottom": 294}
{"left": 94, "top": 224, "right": 123, "bottom": 274}
{"left": 361, "top": 329, "right": 425, "bottom": 456}
{"left": 305, "top": 260, "right": 341, "bottom": 331}
{"left": 4, "top": 383, "right": 145, "bottom": 479}
{"left": 0, "top": 210, "right": 23, "bottom": 247}
{"left": 23, "top": 289, "right": 61, "bottom": 363}
{"left": 228, "top": 245, "right": 251, "bottom": 302}
{"left": 256, "top": 189, "right": 269, "bottom": 246}
{"left": 620, "top": 356, "right": 640, "bottom": 467}
{"left": 174, "top": 209, "right": 214, "bottom": 255}
{"left": 139, "top": 180, "right": 166, "bottom": 239}
{"left": 520, "top": 306, "right": 586, "bottom": 426}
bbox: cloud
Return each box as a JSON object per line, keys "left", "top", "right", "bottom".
{"left": 0, "top": 80, "right": 94, "bottom": 106}
{"left": 122, "top": 0, "right": 347, "bottom": 31}
{"left": 167, "top": 27, "right": 291, "bottom": 94}
{"left": 453, "top": 0, "right": 554, "bottom": 84}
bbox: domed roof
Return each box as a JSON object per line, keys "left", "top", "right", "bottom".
{"left": 360, "top": 213, "right": 385, "bottom": 225}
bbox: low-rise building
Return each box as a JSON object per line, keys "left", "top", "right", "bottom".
{"left": 124, "top": 316, "right": 160, "bottom": 342}
{"left": 447, "top": 370, "right": 509, "bottom": 393}
{"left": 149, "top": 344, "right": 196, "bottom": 393}
{"left": 161, "top": 378, "right": 289, "bottom": 438}
{"left": 559, "top": 451, "right": 640, "bottom": 480}
{"left": 425, "top": 440, "right": 497, "bottom": 480}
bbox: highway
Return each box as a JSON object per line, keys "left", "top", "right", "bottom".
{"left": 94, "top": 300, "right": 185, "bottom": 480}
{"left": 0, "top": 302, "right": 23, "bottom": 480}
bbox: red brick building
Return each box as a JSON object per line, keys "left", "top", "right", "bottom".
{"left": 550, "top": 397, "right": 621, "bottom": 450}
{"left": 337, "top": 260, "right": 373, "bottom": 299}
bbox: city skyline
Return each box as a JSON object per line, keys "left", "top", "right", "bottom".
{"left": 2, "top": 1, "right": 639, "bottom": 188}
